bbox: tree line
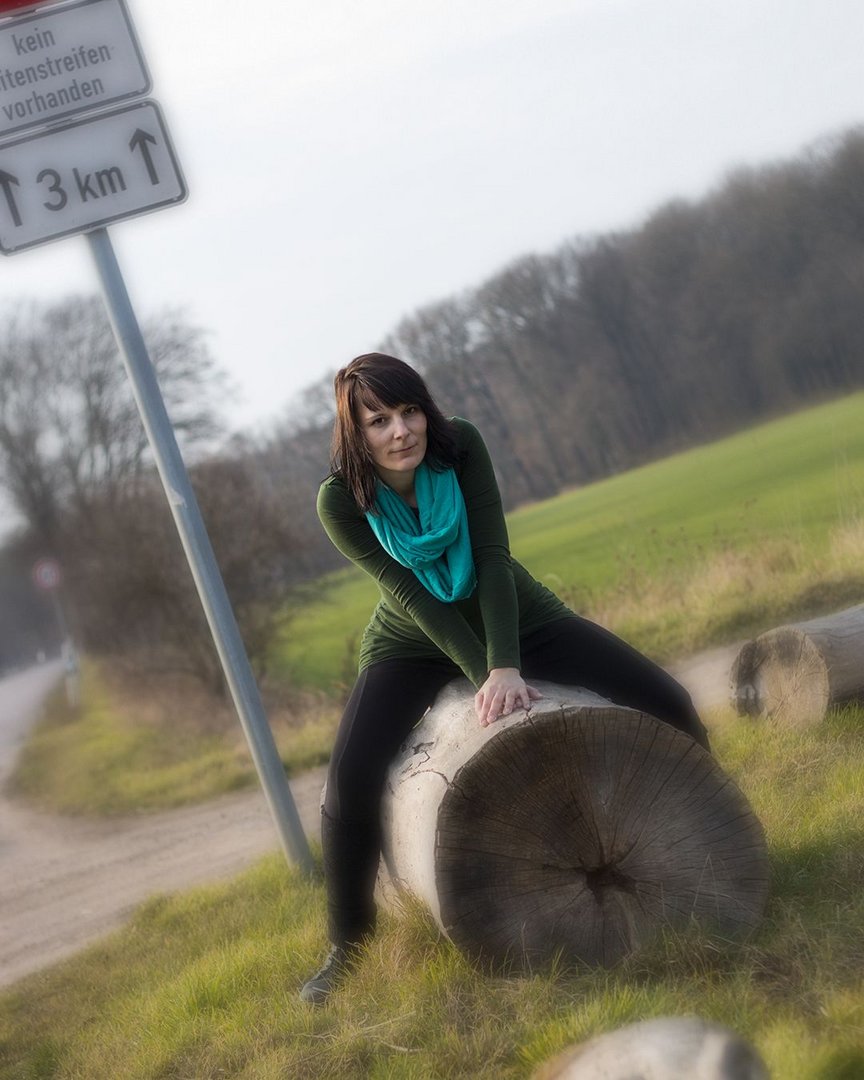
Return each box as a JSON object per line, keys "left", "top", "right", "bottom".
{"left": 2, "top": 126, "right": 863, "bottom": 683}
{"left": 269, "top": 125, "right": 864, "bottom": 512}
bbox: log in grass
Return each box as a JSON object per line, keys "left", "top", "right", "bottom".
{"left": 381, "top": 681, "right": 769, "bottom": 971}
{"left": 731, "top": 603, "right": 864, "bottom": 727}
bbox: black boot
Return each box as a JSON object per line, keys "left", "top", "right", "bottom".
{"left": 299, "top": 813, "right": 379, "bottom": 1004}
{"left": 299, "top": 943, "right": 360, "bottom": 1005}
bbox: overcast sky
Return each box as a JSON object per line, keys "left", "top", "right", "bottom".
{"left": 3, "top": 0, "right": 863, "bottom": 439}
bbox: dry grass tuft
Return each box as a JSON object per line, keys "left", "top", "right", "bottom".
{"left": 584, "top": 520, "right": 864, "bottom": 662}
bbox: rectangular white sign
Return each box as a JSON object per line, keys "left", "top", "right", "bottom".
{"left": 0, "top": 98, "right": 186, "bottom": 252}
{"left": 0, "top": 0, "right": 150, "bottom": 138}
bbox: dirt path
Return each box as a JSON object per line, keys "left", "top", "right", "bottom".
{"left": 0, "top": 648, "right": 736, "bottom": 989}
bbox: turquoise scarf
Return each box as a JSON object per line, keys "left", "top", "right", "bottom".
{"left": 366, "top": 464, "right": 476, "bottom": 603}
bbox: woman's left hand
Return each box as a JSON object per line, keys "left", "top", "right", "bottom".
{"left": 475, "top": 668, "right": 543, "bottom": 727}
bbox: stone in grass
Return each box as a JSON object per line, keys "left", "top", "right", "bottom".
{"left": 532, "top": 1016, "right": 769, "bottom": 1079}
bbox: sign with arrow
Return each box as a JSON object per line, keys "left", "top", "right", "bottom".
{"left": 0, "top": 97, "right": 185, "bottom": 252}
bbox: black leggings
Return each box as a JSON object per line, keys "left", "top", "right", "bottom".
{"left": 321, "top": 615, "right": 709, "bottom": 945}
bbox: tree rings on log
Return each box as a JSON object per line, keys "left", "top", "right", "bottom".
{"left": 731, "top": 603, "right": 864, "bottom": 726}
{"left": 381, "top": 681, "right": 769, "bottom": 972}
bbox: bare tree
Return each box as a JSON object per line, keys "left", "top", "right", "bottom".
{"left": 0, "top": 296, "right": 278, "bottom": 691}
{"left": 380, "top": 295, "right": 475, "bottom": 372}
{"left": 56, "top": 448, "right": 312, "bottom": 693}
{"left": 0, "top": 296, "right": 226, "bottom": 548}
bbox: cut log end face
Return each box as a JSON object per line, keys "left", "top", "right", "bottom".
{"left": 435, "top": 711, "right": 769, "bottom": 971}
{"left": 733, "top": 628, "right": 831, "bottom": 727}
{"left": 732, "top": 605, "right": 864, "bottom": 727}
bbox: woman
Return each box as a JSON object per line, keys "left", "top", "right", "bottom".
{"left": 301, "top": 353, "right": 709, "bottom": 1004}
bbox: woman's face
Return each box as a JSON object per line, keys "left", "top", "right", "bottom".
{"left": 357, "top": 401, "right": 428, "bottom": 482}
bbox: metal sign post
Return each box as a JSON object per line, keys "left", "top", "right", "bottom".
{"left": 1, "top": 0, "right": 313, "bottom": 872}
{"left": 87, "top": 227, "right": 313, "bottom": 873}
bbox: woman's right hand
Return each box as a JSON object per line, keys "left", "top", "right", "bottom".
{"left": 474, "top": 668, "right": 543, "bottom": 727}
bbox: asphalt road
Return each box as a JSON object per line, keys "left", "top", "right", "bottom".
{"left": 0, "top": 660, "right": 64, "bottom": 786}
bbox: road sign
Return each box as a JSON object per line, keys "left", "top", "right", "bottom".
{"left": 32, "top": 556, "right": 61, "bottom": 590}
{"left": 0, "top": 98, "right": 186, "bottom": 253}
{"left": 0, "top": 1, "right": 52, "bottom": 14}
{"left": 0, "top": 0, "right": 150, "bottom": 139}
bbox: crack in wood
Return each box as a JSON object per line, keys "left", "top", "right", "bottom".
{"left": 583, "top": 863, "right": 638, "bottom": 902}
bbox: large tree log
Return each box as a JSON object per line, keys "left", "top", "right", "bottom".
{"left": 730, "top": 603, "right": 864, "bottom": 727}
{"left": 381, "top": 680, "right": 769, "bottom": 971}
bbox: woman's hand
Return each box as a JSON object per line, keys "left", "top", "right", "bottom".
{"left": 475, "top": 668, "right": 543, "bottom": 727}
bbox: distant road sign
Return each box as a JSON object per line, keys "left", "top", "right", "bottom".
{"left": 32, "top": 557, "right": 61, "bottom": 590}
{"left": 0, "top": 98, "right": 186, "bottom": 253}
{"left": 0, "top": 0, "right": 150, "bottom": 139}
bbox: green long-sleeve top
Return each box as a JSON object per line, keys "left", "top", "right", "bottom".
{"left": 316, "top": 417, "right": 572, "bottom": 688}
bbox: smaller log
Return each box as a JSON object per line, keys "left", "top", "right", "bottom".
{"left": 532, "top": 1017, "right": 768, "bottom": 1080}
{"left": 731, "top": 603, "right": 864, "bottom": 726}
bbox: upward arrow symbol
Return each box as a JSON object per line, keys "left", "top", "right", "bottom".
{"left": 129, "top": 128, "right": 159, "bottom": 185}
{"left": 0, "top": 169, "right": 22, "bottom": 227}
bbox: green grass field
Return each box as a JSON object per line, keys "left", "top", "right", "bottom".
{"left": 276, "top": 391, "right": 864, "bottom": 692}
{"left": 9, "top": 664, "right": 339, "bottom": 816}
{"left": 2, "top": 705, "right": 863, "bottom": 1078}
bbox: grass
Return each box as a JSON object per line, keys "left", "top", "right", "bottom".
{"left": 275, "top": 391, "right": 864, "bottom": 691}
{"left": 2, "top": 704, "right": 863, "bottom": 1078}
{"left": 4, "top": 392, "right": 863, "bottom": 1074}
{"left": 8, "top": 662, "right": 338, "bottom": 816}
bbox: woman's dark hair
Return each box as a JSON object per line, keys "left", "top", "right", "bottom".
{"left": 331, "top": 353, "right": 458, "bottom": 511}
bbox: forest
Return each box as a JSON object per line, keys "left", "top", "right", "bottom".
{"left": 276, "top": 125, "right": 864, "bottom": 510}
{"left": 2, "top": 125, "right": 863, "bottom": 676}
